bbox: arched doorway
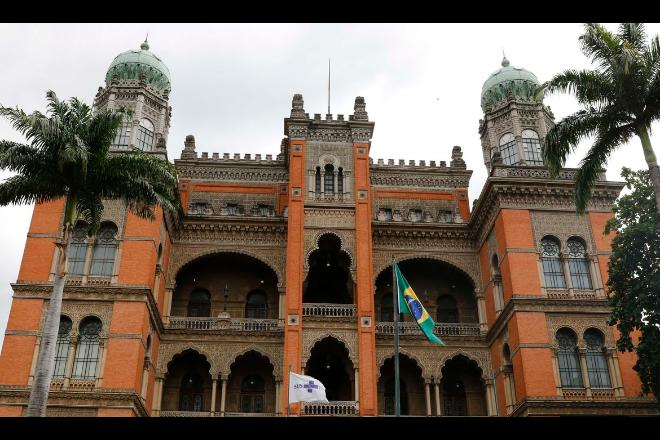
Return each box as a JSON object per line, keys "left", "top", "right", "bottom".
{"left": 378, "top": 354, "right": 425, "bottom": 415}
{"left": 227, "top": 351, "right": 276, "bottom": 414}
{"left": 305, "top": 337, "right": 354, "bottom": 401}
{"left": 162, "top": 349, "right": 212, "bottom": 413}
{"left": 172, "top": 253, "right": 279, "bottom": 319}
{"left": 440, "top": 355, "right": 487, "bottom": 416}
{"left": 303, "top": 234, "right": 353, "bottom": 304}
{"left": 375, "top": 258, "right": 477, "bottom": 324}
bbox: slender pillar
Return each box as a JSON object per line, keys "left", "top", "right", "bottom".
{"left": 611, "top": 351, "right": 625, "bottom": 397}
{"left": 63, "top": 340, "right": 77, "bottom": 388}
{"left": 503, "top": 374, "right": 513, "bottom": 413}
{"left": 275, "top": 380, "right": 282, "bottom": 415}
{"left": 141, "top": 366, "right": 149, "bottom": 400}
{"left": 210, "top": 378, "right": 218, "bottom": 415}
{"left": 476, "top": 293, "right": 487, "bottom": 333}
{"left": 153, "top": 377, "right": 164, "bottom": 417}
{"left": 563, "top": 256, "right": 574, "bottom": 296}
{"left": 220, "top": 376, "right": 228, "bottom": 416}
{"left": 434, "top": 382, "right": 441, "bottom": 416}
{"left": 578, "top": 349, "right": 591, "bottom": 397}
{"left": 424, "top": 381, "right": 432, "bottom": 416}
{"left": 550, "top": 352, "right": 562, "bottom": 396}
{"left": 354, "top": 367, "right": 359, "bottom": 404}
{"left": 485, "top": 381, "right": 496, "bottom": 416}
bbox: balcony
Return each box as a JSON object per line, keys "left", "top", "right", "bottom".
{"left": 224, "top": 412, "right": 277, "bottom": 417}
{"left": 167, "top": 317, "right": 284, "bottom": 332}
{"left": 302, "top": 303, "right": 357, "bottom": 319}
{"left": 160, "top": 411, "right": 212, "bottom": 417}
{"left": 301, "top": 401, "right": 358, "bottom": 416}
{"left": 375, "top": 322, "right": 481, "bottom": 337}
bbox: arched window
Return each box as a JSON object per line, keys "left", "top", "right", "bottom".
{"left": 315, "top": 167, "right": 321, "bottom": 195}
{"left": 338, "top": 167, "right": 344, "bottom": 194}
{"left": 556, "top": 328, "right": 583, "bottom": 388}
{"left": 188, "top": 289, "right": 211, "bottom": 317}
{"left": 67, "top": 222, "right": 89, "bottom": 275}
{"left": 53, "top": 316, "right": 72, "bottom": 378}
{"left": 442, "top": 378, "right": 467, "bottom": 416}
{"left": 179, "top": 373, "right": 204, "bottom": 411}
{"left": 112, "top": 115, "right": 131, "bottom": 148}
{"left": 491, "top": 254, "right": 504, "bottom": 313}
{"left": 540, "top": 236, "right": 566, "bottom": 288}
{"left": 324, "top": 164, "right": 335, "bottom": 194}
{"left": 72, "top": 317, "right": 102, "bottom": 380}
{"left": 240, "top": 375, "right": 265, "bottom": 413}
{"left": 499, "top": 133, "right": 518, "bottom": 165}
{"left": 245, "top": 290, "right": 268, "bottom": 319}
{"left": 522, "top": 129, "right": 543, "bottom": 165}
{"left": 380, "top": 294, "right": 394, "bottom": 322}
{"left": 90, "top": 223, "right": 118, "bottom": 276}
{"left": 436, "top": 295, "right": 459, "bottom": 323}
{"left": 584, "top": 329, "right": 611, "bottom": 388}
{"left": 136, "top": 118, "right": 155, "bottom": 151}
{"left": 567, "top": 238, "right": 593, "bottom": 289}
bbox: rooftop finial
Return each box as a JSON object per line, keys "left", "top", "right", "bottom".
{"left": 141, "top": 33, "right": 149, "bottom": 51}
{"left": 501, "top": 50, "right": 510, "bottom": 67}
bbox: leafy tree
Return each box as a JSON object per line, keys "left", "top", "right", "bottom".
{"left": 0, "top": 91, "right": 181, "bottom": 416}
{"left": 538, "top": 23, "right": 660, "bottom": 214}
{"left": 606, "top": 168, "right": 660, "bottom": 401}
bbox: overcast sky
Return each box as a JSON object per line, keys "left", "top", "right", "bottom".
{"left": 0, "top": 23, "right": 658, "bottom": 351}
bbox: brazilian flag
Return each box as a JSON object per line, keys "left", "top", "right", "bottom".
{"left": 394, "top": 263, "right": 445, "bottom": 346}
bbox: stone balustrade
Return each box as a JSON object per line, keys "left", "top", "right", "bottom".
{"left": 167, "top": 317, "right": 283, "bottom": 332}
{"left": 302, "top": 303, "right": 357, "bottom": 318}
{"left": 375, "top": 322, "right": 481, "bottom": 337}
{"left": 301, "top": 401, "right": 358, "bottom": 416}
{"left": 160, "top": 411, "right": 212, "bottom": 417}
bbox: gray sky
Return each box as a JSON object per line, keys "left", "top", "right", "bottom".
{"left": 0, "top": 23, "right": 657, "bottom": 351}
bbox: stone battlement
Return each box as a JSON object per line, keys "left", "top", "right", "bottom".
{"left": 369, "top": 145, "right": 468, "bottom": 170}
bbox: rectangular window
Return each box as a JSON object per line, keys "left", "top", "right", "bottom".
{"left": 542, "top": 257, "right": 567, "bottom": 288}
{"left": 557, "top": 350, "right": 583, "bottom": 387}
{"left": 90, "top": 244, "right": 116, "bottom": 276}
{"left": 71, "top": 337, "right": 100, "bottom": 380}
{"left": 52, "top": 336, "right": 70, "bottom": 378}
{"left": 500, "top": 140, "right": 519, "bottom": 165}
{"left": 568, "top": 258, "right": 593, "bottom": 289}
{"left": 67, "top": 242, "right": 88, "bottom": 275}
{"left": 112, "top": 123, "right": 131, "bottom": 148}
{"left": 522, "top": 138, "right": 544, "bottom": 165}
{"left": 136, "top": 126, "right": 154, "bottom": 151}
{"left": 585, "top": 350, "right": 611, "bottom": 388}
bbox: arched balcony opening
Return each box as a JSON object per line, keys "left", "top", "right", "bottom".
{"left": 440, "top": 355, "right": 487, "bottom": 416}
{"left": 305, "top": 337, "right": 354, "bottom": 402}
{"left": 227, "top": 350, "right": 276, "bottom": 415}
{"left": 378, "top": 355, "right": 425, "bottom": 415}
{"left": 303, "top": 234, "right": 353, "bottom": 305}
{"left": 162, "top": 349, "right": 212, "bottom": 413}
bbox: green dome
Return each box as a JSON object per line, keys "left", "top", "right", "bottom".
{"left": 105, "top": 40, "right": 171, "bottom": 93}
{"left": 480, "top": 56, "right": 540, "bottom": 111}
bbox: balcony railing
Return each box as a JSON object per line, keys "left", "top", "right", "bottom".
{"left": 167, "top": 317, "right": 284, "bottom": 332}
{"left": 160, "top": 411, "right": 212, "bottom": 417}
{"left": 375, "top": 322, "right": 481, "bottom": 337}
{"left": 302, "top": 303, "right": 357, "bottom": 318}
{"left": 224, "top": 412, "right": 277, "bottom": 417}
{"left": 301, "top": 401, "right": 358, "bottom": 416}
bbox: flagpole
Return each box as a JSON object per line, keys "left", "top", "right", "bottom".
{"left": 392, "top": 255, "right": 401, "bottom": 417}
{"left": 287, "top": 364, "right": 291, "bottom": 417}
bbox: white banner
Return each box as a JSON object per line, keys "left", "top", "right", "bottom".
{"left": 288, "top": 371, "right": 329, "bottom": 404}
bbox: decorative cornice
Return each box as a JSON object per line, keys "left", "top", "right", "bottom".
{"left": 172, "top": 220, "right": 287, "bottom": 243}
{"left": 174, "top": 163, "right": 288, "bottom": 182}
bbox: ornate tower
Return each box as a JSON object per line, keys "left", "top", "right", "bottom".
{"left": 93, "top": 39, "right": 172, "bottom": 160}
{"left": 478, "top": 56, "right": 555, "bottom": 172}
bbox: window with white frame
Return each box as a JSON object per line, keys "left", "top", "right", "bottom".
{"left": 136, "top": 118, "right": 155, "bottom": 151}
{"left": 112, "top": 115, "right": 131, "bottom": 148}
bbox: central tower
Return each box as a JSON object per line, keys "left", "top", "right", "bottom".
{"left": 282, "top": 94, "right": 378, "bottom": 415}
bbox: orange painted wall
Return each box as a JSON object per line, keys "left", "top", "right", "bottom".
{"left": 97, "top": 408, "right": 136, "bottom": 417}
{"left": 110, "top": 302, "right": 148, "bottom": 335}
{"left": 610, "top": 327, "right": 644, "bottom": 397}
{"left": 17, "top": 238, "right": 55, "bottom": 282}
{"left": 178, "top": 179, "right": 191, "bottom": 213}
{"left": 102, "top": 339, "right": 143, "bottom": 392}
{"left": 479, "top": 244, "right": 496, "bottom": 325}
{"left": 282, "top": 139, "right": 304, "bottom": 415}
{"left": 457, "top": 189, "right": 470, "bottom": 220}
{"left": 354, "top": 143, "right": 377, "bottom": 415}
{"left": 502, "top": 253, "right": 541, "bottom": 296}
{"left": 0, "top": 336, "right": 36, "bottom": 385}
{"left": 28, "top": 199, "right": 64, "bottom": 233}
{"left": 0, "top": 406, "right": 23, "bottom": 416}
{"left": 589, "top": 212, "right": 615, "bottom": 251}
{"left": 6, "top": 299, "right": 43, "bottom": 331}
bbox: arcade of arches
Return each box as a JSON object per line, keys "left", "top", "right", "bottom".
{"left": 171, "top": 253, "right": 280, "bottom": 319}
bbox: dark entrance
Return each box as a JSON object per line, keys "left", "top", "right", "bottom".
{"left": 305, "top": 337, "right": 354, "bottom": 401}
{"left": 303, "top": 234, "right": 353, "bottom": 304}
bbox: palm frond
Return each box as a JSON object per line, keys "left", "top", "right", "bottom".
{"left": 619, "top": 23, "right": 647, "bottom": 52}
{"left": 0, "top": 174, "right": 64, "bottom": 206}
{"left": 580, "top": 23, "right": 620, "bottom": 71}
{"left": 541, "top": 69, "right": 614, "bottom": 107}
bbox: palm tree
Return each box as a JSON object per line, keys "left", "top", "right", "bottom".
{"left": 0, "top": 91, "right": 181, "bottom": 416}
{"left": 538, "top": 23, "right": 660, "bottom": 214}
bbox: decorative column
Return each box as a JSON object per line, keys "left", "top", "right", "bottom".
{"left": 220, "top": 375, "right": 228, "bottom": 417}
{"left": 333, "top": 171, "right": 338, "bottom": 197}
{"left": 152, "top": 376, "right": 164, "bottom": 417}
{"left": 275, "top": 378, "right": 282, "bottom": 415}
{"left": 63, "top": 338, "right": 77, "bottom": 388}
{"left": 562, "top": 254, "right": 574, "bottom": 297}
{"left": 278, "top": 288, "right": 286, "bottom": 320}
{"left": 95, "top": 338, "right": 108, "bottom": 388}
{"left": 434, "top": 381, "right": 441, "bottom": 416}
{"left": 485, "top": 379, "right": 496, "bottom": 416}
{"left": 476, "top": 290, "right": 487, "bottom": 333}
{"left": 210, "top": 377, "right": 218, "bottom": 416}
{"left": 578, "top": 348, "right": 592, "bottom": 397}
{"left": 354, "top": 367, "right": 359, "bottom": 406}
{"left": 424, "top": 380, "right": 432, "bottom": 416}
{"left": 164, "top": 287, "right": 174, "bottom": 325}
{"left": 550, "top": 350, "right": 562, "bottom": 396}
{"left": 140, "top": 361, "right": 150, "bottom": 400}
{"left": 589, "top": 257, "right": 605, "bottom": 298}
{"left": 82, "top": 240, "right": 95, "bottom": 283}
{"left": 610, "top": 350, "right": 625, "bottom": 397}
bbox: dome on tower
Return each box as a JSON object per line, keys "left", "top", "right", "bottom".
{"left": 105, "top": 39, "right": 171, "bottom": 93}
{"left": 480, "top": 56, "right": 540, "bottom": 111}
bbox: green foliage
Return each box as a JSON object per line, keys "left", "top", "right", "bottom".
{"left": 0, "top": 91, "right": 182, "bottom": 234}
{"left": 606, "top": 168, "right": 660, "bottom": 401}
{"left": 538, "top": 23, "right": 660, "bottom": 213}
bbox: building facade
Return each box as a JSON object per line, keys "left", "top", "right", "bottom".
{"left": 0, "top": 42, "right": 657, "bottom": 417}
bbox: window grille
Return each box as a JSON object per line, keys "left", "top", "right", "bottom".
{"left": 71, "top": 318, "right": 102, "bottom": 380}
{"left": 556, "top": 328, "right": 583, "bottom": 388}
{"left": 567, "top": 238, "right": 593, "bottom": 289}
{"left": 584, "top": 329, "right": 611, "bottom": 388}
{"left": 90, "top": 224, "right": 118, "bottom": 276}
{"left": 53, "top": 316, "right": 72, "bottom": 378}
{"left": 541, "top": 237, "right": 566, "bottom": 288}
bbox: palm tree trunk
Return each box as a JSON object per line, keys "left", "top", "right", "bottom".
{"left": 25, "top": 195, "right": 76, "bottom": 417}
{"left": 638, "top": 125, "right": 660, "bottom": 214}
